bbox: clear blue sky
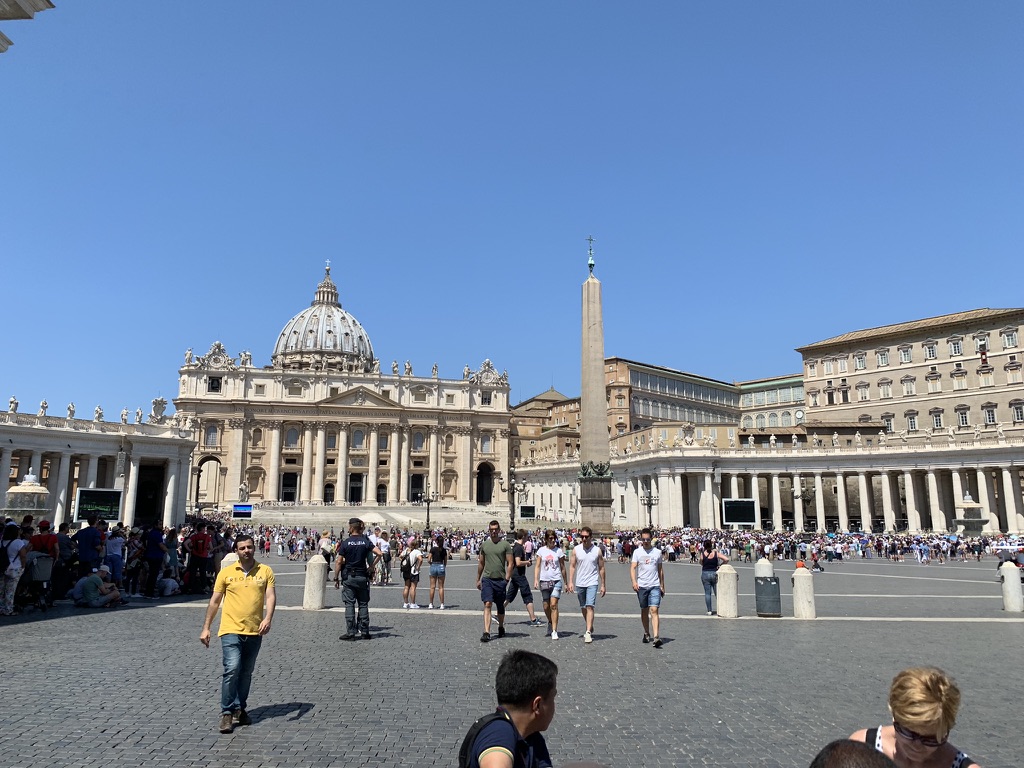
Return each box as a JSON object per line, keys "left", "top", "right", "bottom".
{"left": 3, "top": 3, "right": 1022, "bottom": 415}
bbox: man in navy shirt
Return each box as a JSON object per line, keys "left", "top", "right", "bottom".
{"left": 463, "top": 650, "right": 557, "bottom": 768}
{"left": 333, "top": 517, "right": 381, "bottom": 640}
{"left": 72, "top": 516, "right": 104, "bottom": 576}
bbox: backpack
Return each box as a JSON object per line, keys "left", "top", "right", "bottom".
{"left": 458, "top": 710, "right": 511, "bottom": 768}
{"left": 400, "top": 552, "right": 412, "bottom": 580}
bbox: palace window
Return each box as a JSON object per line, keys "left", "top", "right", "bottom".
{"left": 854, "top": 353, "right": 866, "bottom": 370}
{"left": 481, "top": 391, "right": 492, "bottom": 406}
{"left": 951, "top": 370, "right": 968, "bottom": 391}
{"left": 1007, "top": 367, "right": 1023, "bottom": 384}
{"left": 878, "top": 381, "right": 892, "bottom": 399}
{"left": 957, "top": 409, "right": 970, "bottom": 428}
{"left": 838, "top": 358, "right": 848, "bottom": 373}
{"left": 979, "top": 369, "right": 994, "bottom": 388}
{"left": 899, "top": 347, "right": 913, "bottom": 364}
{"left": 823, "top": 359, "right": 834, "bottom": 375}
{"left": 781, "top": 411, "right": 792, "bottom": 426}
{"left": 254, "top": 384, "right": 266, "bottom": 396}
{"left": 285, "top": 428, "right": 299, "bottom": 448}
{"left": 327, "top": 431, "right": 337, "bottom": 449}
{"left": 882, "top": 415, "right": 894, "bottom": 433}
{"left": 768, "top": 413, "right": 779, "bottom": 428}
{"left": 932, "top": 413, "right": 943, "bottom": 429}
{"left": 204, "top": 425, "right": 218, "bottom": 447}
{"left": 857, "top": 383, "right": 870, "bottom": 401}
{"left": 983, "top": 405, "right": 997, "bottom": 425}
{"left": 755, "top": 414, "right": 766, "bottom": 429}
{"left": 901, "top": 377, "right": 916, "bottom": 396}
{"left": 807, "top": 362, "right": 817, "bottom": 378}
{"left": 1012, "top": 402, "right": 1024, "bottom": 422}
{"left": 352, "top": 430, "right": 365, "bottom": 449}
{"left": 413, "top": 431, "right": 425, "bottom": 451}
{"left": 906, "top": 414, "right": 918, "bottom": 432}
{"left": 1002, "top": 329, "right": 1019, "bottom": 349}
{"left": 949, "top": 339, "right": 963, "bottom": 356}
{"left": 876, "top": 350, "right": 890, "bottom": 367}
{"left": 742, "top": 415, "right": 753, "bottom": 428}
{"left": 481, "top": 434, "right": 492, "bottom": 453}
{"left": 923, "top": 343, "right": 937, "bottom": 360}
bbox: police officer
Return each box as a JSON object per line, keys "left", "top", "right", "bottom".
{"left": 333, "top": 517, "right": 381, "bottom": 641}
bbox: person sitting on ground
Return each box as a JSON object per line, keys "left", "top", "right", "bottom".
{"left": 810, "top": 740, "right": 895, "bottom": 768}
{"left": 81, "top": 565, "right": 124, "bottom": 608}
{"left": 849, "top": 666, "right": 981, "bottom": 768}
{"left": 157, "top": 568, "right": 182, "bottom": 597}
{"left": 460, "top": 649, "right": 558, "bottom": 768}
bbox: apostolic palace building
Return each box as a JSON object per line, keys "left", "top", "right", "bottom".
{"left": 2, "top": 263, "right": 1023, "bottom": 537}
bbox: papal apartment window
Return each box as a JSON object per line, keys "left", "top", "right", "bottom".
{"left": 854, "top": 354, "right": 866, "bottom": 370}
{"left": 1013, "top": 403, "right": 1024, "bottom": 422}
{"left": 481, "top": 391, "right": 492, "bottom": 406}
{"left": 879, "top": 382, "right": 892, "bottom": 399}
{"left": 823, "top": 359, "right": 834, "bottom": 375}
{"left": 980, "top": 371, "right": 994, "bottom": 387}
{"left": 807, "top": 362, "right": 817, "bottom": 378}
{"left": 254, "top": 384, "right": 266, "bottom": 396}
{"left": 1007, "top": 368, "right": 1024, "bottom": 384}
{"left": 207, "top": 377, "right": 222, "bottom": 393}
{"left": 809, "top": 393, "right": 819, "bottom": 407}
{"left": 958, "top": 411, "right": 970, "bottom": 428}
{"left": 902, "top": 379, "right": 916, "bottom": 396}
{"left": 927, "top": 378, "right": 942, "bottom": 394}
{"left": 953, "top": 376, "right": 968, "bottom": 391}
{"left": 932, "top": 413, "right": 943, "bottom": 429}
{"left": 882, "top": 416, "right": 894, "bottom": 433}
{"left": 949, "top": 339, "right": 963, "bottom": 356}
{"left": 877, "top": 350, "right": 890, "bottom": 366}
{"left": 907, "top": 414, "right": 918, "bottom": 431}
{"left": 838, "top": 358, "right": 848, "bottom": 373}
{"left": 974, "top": 335, "right": 989, "bottom": 353}
{"left": 983, "top": 407, "right": 997, "bottom": 425}
{"left": 1003, "top": 330, "right": 1019, "bottom": 348}
{"left": 857, "top": 385, "right": 870, "bottom": 402}
{"left": 899, "top": 348, "right": 913, "bottom": 364}
{"left": 924, "top": 343, "right": 937, "bottom": 360}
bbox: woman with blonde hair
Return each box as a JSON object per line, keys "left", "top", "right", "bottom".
{"left": 850, "top": 666, "right": 980, "bottom": 767}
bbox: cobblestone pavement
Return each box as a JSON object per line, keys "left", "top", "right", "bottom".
{"left": 1, "top": 554, "right": 1020, "bottom": 768}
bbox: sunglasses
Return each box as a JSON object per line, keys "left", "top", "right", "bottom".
{"left": 893, "top": 722, "right": 947, "bottom": 748}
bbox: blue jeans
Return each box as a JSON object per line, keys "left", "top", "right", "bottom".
{"left": 701, "top": 570, "right": 718, "bottom": 613}
{"left": 220, "top": 634, "right": 263, "bottom": 714}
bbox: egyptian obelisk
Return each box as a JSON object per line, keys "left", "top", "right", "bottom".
{"left": 578, "top": 237, "right": 614, "bottom": 531}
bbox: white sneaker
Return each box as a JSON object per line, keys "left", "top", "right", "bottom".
{"left": 402, "top": 603, "right": 409, "bottom": 609}
{"left": 583, "top": 631, "right": 593, "bottom": 644}
{"left": 410, "top": 604, "right": 420, "bottom": 609}
{"left": 551, "top": 630, "right": 559, "bottom": 640}
{"left": 438, "top": 604, "right": 445, "bottom": 610}
{"left": 427, "top": 604, "right": 434, "bottom": 609}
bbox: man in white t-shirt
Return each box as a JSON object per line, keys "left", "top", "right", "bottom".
{"left": 567, "top": 527, "right": 605, "bottom": 644}
{"left": 630, "top": 528, "right": 665, "bottom": 649}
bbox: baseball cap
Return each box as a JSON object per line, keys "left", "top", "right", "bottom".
{"left": 98, "top": 565, "right": 111, "bottom": 574}
{"left": 38, "top": 520, "right": 51, "bottom": 530}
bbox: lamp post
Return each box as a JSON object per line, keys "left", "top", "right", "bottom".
{"left": 639, "top": 487, "right": 659, "bottom": 529}
{"left": 424, "top": 481, "right": 439, "bottom": 534}
{"left": 499, "top": 466, "right": 526, "bottom": 534}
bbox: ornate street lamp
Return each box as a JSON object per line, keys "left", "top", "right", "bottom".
{"left": 424, "top": 481, "right": 439, "bottom": 534}
{"left": 499, "top": 466, "right": 527, "bottom": 533}
{"left": 640, "top": 487, "right": 659, "bottom": 529}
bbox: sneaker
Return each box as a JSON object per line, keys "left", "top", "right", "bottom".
{"left": 234, "top": 709, "right": 252, "bottom": 726}
{"left": 583, "top": 631, "right": 593, "bottom": 644}
{"left": 528, "top": 618, "right": 542, "bottom": 627}
{"left": 402, "top": 603, "right": 409, "bottom": 609}
{"left": 550, "top": 630, "right": 559, "bottom": 640}
{"left": 642, "top": 634, "right": 650, "bottom": 644}
{"left": 653, "top": 637, "right": 663, "bottom": 649}
{"left": 410, "top": 604, "right": 420, "bottom": 610}
{"left": 219, "top": 713, "right": 234, "bottom": 734}
{"left": 427, "top": 604, "right": 433, "bottom": 609}
{"left": 707, "top": 611, "right": 713, "bottom": 616}
{"left": 480, "top": 632, "right": 491, "bottom": 643}
{"left": 339, "top": 633, "right": 356, "bottom": 641}
{"left": 497, "top": 625, "right": 506, "bottom": 638}
{"left": 438, "top": 604, "right": 446, "bottom": 610}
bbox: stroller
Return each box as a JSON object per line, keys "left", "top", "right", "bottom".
{"left": 16, "top": 553, "right": 54, "bottom": 612}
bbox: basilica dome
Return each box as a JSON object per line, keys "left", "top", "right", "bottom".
{"left": 271, "top": 266, "right": 375, "bottom": 371}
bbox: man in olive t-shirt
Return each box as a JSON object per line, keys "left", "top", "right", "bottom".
{"left": 476, "top": 520, "right": 513, "bottom": 643}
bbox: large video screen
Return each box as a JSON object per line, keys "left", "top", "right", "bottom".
{"left": 722, "top": 498, "right": 756, "bottom": 525}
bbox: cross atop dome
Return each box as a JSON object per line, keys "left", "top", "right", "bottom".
{"left": 313, "top": 262, "right": 340, "bottom": 306}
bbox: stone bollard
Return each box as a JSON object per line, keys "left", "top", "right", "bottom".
{"left": 716, "top": 563, "right": 739, "bottom": 618}
{"left": 303, "top": 553, "right": 328, "bottom": 610}
{"left": 754, "top": 557, "right": 781, "bottom": 617}
{"left": 460, "top": 546, "right": 468, "bottom": 560}
{"left": 792, "top": 566, "right": 816, "bottom": 619}
{"left": 221, "top": 553, "right": 239, "bottom": 570}
{"left": 754, "top": 558, "right": 774, "bottom": 578}
{"left": 999, "top": 562, "right": 1023, "bottom": 612}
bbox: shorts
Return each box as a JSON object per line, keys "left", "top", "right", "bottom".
{"left": 575, "top": 584, "right": 598, "bottom": 608}
{"left": 637, "top": 586, "right": 662, "bottom": 608}
{"left": 540, "top": 580, "right": 563, "bottom": 601}
{"left": 404, "top": 573, "right": 420, "bottom": 584}
{"left": 429, "top": 563, "right": 446, "bottom": 578}
{"left": 480, "top": 577, "right": 507, "bottom": 609}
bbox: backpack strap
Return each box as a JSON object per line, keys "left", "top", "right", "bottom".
{"left": 458, "top": 709, "right": 511, "bottom": 768}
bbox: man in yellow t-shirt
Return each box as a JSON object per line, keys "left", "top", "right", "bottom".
{"left": 199, "top": 534, "right": 276, "bottom": 735}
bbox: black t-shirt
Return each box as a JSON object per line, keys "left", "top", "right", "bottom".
{"left": 512, "top": 543, "right": 528, "bottom": 576}
{"left": 430, "top": 545, "right": 447, "bottom": 564}
{"left": 340, "top": 534, "right": 373, "bottom": 577}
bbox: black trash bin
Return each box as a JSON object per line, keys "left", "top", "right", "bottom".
{"left": 755, "top": 576, "right": 782, "bottom": 617}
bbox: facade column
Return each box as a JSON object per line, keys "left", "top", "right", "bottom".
{"left": 793, "top": 473, "right": 805, "bottom": 532}
{"left": 976, "top": 468, "right": 998, "bottom": 533}
{"left": 770, "top": 473, "right": 782, "bottom": 531}
{"left": 925, "top": 469, "right": 944, "bottom": 531}
{"left": 123, "top": 454, "right": 141, "bottom": 529}
{"left": 729, "top": 473, "right": 740, "bottom": 500}
{"left": 699, "top": 471, "right": 712, "bottom": 528}
{"left": 950, "top": 470, "right": 965, "bottom": 523}
{"left": 266, "top": 422, "right": 282, "bottom": 501}
{"left": 903, "top": 471, "right": 921, "bottom": 532}
{"left": 0, "top": 448, "right": 12, "bottom": 509}
{"left": 399, "top": 427, "right": 411, "bottom": 503}
{"left": 163, "top": 458, "right": 179, "bottom": 528}
{"left": 459, "top": 428, "right": 473, "bottom": 503}
{"left": 750, "top": 473, "right": 762, "bottom": 530}
{"left": 313, "top": 423, "right": 327, "bottom": 503}
{"left": 366, "top": 424, "right": 380, "bottom": 504}
{"left": 82, "top": 454, "right": 97, "bottom": 489}
{"left": 52, "top": 452, "right": 72, "bottom": 525}
{"left": 857, "top": 472, "right": 871, "bottom": 532}
{"left": 813, "top": 473, "right": 825, "bottom": 532}
{"left": 835, "top": 472, "right": 849, "bottom": 532}
{"left": 28, "top": 450, "right": 42, "bottom": 480}
{"left": 388, "top": 426, "right": 401, "bottom": 502}
{"left": 231, "top": 419, "right": 246, "bottom": 497}
{"left": 300, "top": 424, "right": 315, "bottom": 503}
{"left": 337, "top": 426, "right": 349, "bottom": 505}
{"left": 428, "top": 427, "right": 440, "bottom": 495}
{"left": 667, "top": 472, "right": 682, "bottom": 528}
{"left": 1003, "top": 468, "right": 1023, "bottom": 534}
{"left": 880, "top": 471, "right": 896, "bottom": 531}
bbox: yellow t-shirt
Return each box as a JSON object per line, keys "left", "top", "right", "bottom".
{"left": 214, "top": 561, "right": 275, "bottom": 636}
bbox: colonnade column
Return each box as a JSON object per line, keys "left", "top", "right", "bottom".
{"left": 337, "top": 426, "right": 349, "bottom": 505}
{"left": 163, "top": 458, "right": 179, "bottom": 528}
{"left": 835, "top": 472, "right": 849, "bottom": 532}
{"left": 950, "top": 470, "right": 965, "bottom": 524}
{"left": 1002, "top": 468, "right": 1023, "bottom": 534}
{"left": 0, "top": 449, "right": 11, "bottom": 509}
{"left": 700, "top": 471, "right": 713, "bottom": 528}
{"left": 366, "top": 425, "right": 380, "bottom": 504}
{"left": 388, "top": 426, "right": 401, "bottom": 503}
{"left": 266, "top": 422, "right": 282, "bottom": 501}
{"left": 52, "top": 451, "right": 71, "bottom": 525}
{"left": 300, "top": 424, "right": 314, "bottom": 503}
{"left": 123, "top": 454, "right": 141, "bottom": 529}
{"left": 28, "top": 450, "right": 42, "bottom": 480}
{"left": 729, "top": 473, "right": 740, "bottom": 500}
{"left": 399, "top": 427, "right": 411, "bottom": 503}
{"left": 793, "top": 474, "right": 805, "bottom": 531}
{"left": 750, "top": 473, "right": 762, "bottom": 530}
{"left": 880, "top": 472, "right": 896, "bottom": 531}
{"left": 903, "top": 471, "right": 921, "bottom": 532}
{"left": 770, "top": 473, "right": 782, "bottom": 531}
{"left": 857, "top": 472, "right": 871, "bottom": 532}
{"left": 666, "top": 472, "right": 682, "bottom": 528}
{"left": 925, "top": 469, "right": 943, "bottom": 531}
{"left": 813, "top": 473, "right": 825, "bottom": 532}
{"left": 976, "top": 468, "right": 998, "bottom": 533}
{"left": 81, "top": 455, "right": 96, "bottom": 489}
{"left": 428, "top": 427, "right": 440, "bottom": 495}
{"left": 313, "top": 424, "right": 327, "bottom": 503}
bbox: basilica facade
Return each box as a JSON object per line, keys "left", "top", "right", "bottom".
{"left": 173, "top": 267, "right": 511, "bottom": 512}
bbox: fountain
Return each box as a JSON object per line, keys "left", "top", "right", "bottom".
{"left": 952, "top": 492, "right": 987, "bottom": 535}
{"left": 3, "top": 467, "right": 51, "bottom": 522}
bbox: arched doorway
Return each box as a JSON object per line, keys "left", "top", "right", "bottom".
{"left": 376, "top": 484, "right": 387, "bottom": 505}
{"left": 348, "top": 473, "right": 364, "bottom": 504}
{"left": 410, "top": 474, "right": 425, "bottom": 503}
{"left": 476, "top": 463, "right": 494, "bottom": 505}
{"left": 323, "top": 483, "right": 335, "bottom": 504}
{"left": 195, "top": 456, "right": 222, "bottom": 509}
